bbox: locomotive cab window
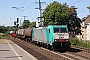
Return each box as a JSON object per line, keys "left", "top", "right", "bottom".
{"left": 54, "top": 28, "right": 67, "bottom": 33}
{"left": 49, "top": 29, "right": 50, "bottom": 33}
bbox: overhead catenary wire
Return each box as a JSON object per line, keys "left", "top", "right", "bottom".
{"left": 23, "top": 0, "right": 26, "bottom": 7}
{"left": 78, "top": 10, "right": 88, "bottom": 13}
{"left": 19, "top": 0, "right": 37, "bottom": 16}
{"left": 69, "top": 0, "right": 86, "bottom": 16}
{"left": 70, "top": 0, "right": 83, "bottom": 5}
{"left": 20, "top": 0, "right": 26, "bottom": 8}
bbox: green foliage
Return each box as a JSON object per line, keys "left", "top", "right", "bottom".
{"left": 0, "top": 26, "right": 13, "bottom": 34}
{"left": 5, "top": 26, "right": 15, "bottom": 34}
{"left": 0, "top": 33, "right": 6, "bottom": 39}
{"left": 70, "top": 37, "right": 90, "bottom": 48}
{"left": 87, "top": 6, "right": 90, "bottom": 9}
{"left": 0, "top": 34, "right": 1, "bottom": 39}
{"left": 0, "top": 25, "right": 17, "bottom": 35}
{"left": 18, "top": 26, "right": 23, "bottom": 29}
{"left": 68, "top": 6, "right": 81, "bottom": 36}
{"left": 29, "top": 22, "right": 36, "bottom": 28}
{"left": 87, "top": 6, "right": 90, "bottom": 13}
{"left": 43, "top": 1, "right": 68, "bottom": 25}
{"left": 70, "top": 37, "right": 79, "bottom": 45}
{"left": 22, "top": 20, "right": 30, "bottom": 28}
{"left": 0, "top": 26, "right": 6, "bottom": 33}
{"left": 43, "top": 1, "right": 81, "bottom": 36}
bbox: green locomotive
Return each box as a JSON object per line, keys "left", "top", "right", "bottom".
{"left": 32, "top": 25, "right": 70, "bottom": 50}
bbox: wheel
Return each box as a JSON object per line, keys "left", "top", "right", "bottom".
{"left": 46, "top": 44, "right": 51, "bottom": 50}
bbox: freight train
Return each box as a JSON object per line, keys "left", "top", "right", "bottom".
{"left": 10, "top": 25, "right": 71, "bottom": 50}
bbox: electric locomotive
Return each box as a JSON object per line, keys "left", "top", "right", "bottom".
{"left": 32, "top": 25, "right": 70, "bottom": 50}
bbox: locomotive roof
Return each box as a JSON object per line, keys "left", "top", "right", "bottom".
{"left": 34, "top": 27, "right": 47, "bottom": 29}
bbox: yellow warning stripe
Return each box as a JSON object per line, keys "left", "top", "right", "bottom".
{"left": 0, "top": 39, "right": 11, "bottom": 43}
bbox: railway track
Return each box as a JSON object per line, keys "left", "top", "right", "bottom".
{"left": 71, "top": 45, "right": 90, "bottom": 53}
{"left": 7, "top": 36, "right": 90, "bottom": 60}
{"left": 57, "top": 51, "right": 90, "bottom": 60}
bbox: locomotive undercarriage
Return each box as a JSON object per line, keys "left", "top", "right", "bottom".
{"left": 53, "top": 42, "right": 71, "bottom": 50}
{"left": 32, "top": 40, "right": 70, "bottom": 51}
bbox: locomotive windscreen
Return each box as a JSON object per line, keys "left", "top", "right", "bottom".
{"left": 54, "top": 28, "right": 67, "bottom": 33}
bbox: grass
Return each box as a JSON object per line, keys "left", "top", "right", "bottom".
{"left": 70, "top": 37, "right": 90, "bottom": 48}
{"left": 0, "top": 33, "right": 6, "bottom": 39}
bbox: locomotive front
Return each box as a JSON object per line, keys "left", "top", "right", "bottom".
{"left": 53, "top": 26, "right": 70, "bottom": 50}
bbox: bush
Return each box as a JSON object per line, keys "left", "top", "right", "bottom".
{"left": 0, "top": 34, "right": 1, "bottom": 39}
{"left": 70, "top": 37, "right": 79, "bottom": 45}
{"left": 70, "top": 37, "right": 90, "bottom": 48}
{"left": 88, "top": 42, "right": 90, "bottom": 48}
{"left": 0, "top": 33, "right": 6, "bottom": 39}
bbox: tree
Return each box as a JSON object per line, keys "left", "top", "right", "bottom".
{"left": 0, "top": 26, "right": 6, "bottom": 33}
{"left": 67, "top": 6, "right": 81, "bottom": 36}
{"left": 43, "top": 1, "right": 69, "bottom": 26}
{"left": 22, "top": 20, "right": 30, "bottom": 28}
{"left": 42, "top": 1, "right": 81, "bottom": 36}
{"left": 87, "top": 6, "right": 90, "bottom": 14}
{"left": 5, "top": 26, "right": 15, "bottom": 34}
{"left": 29, "top": 22, "right": 36, "bottom": 28}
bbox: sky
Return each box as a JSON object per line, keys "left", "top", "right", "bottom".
{"left": 0, "top": 0, "right": 90, "bottom": 26}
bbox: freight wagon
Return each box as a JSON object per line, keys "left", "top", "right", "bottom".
{"left": 16, "top": 29, "right": 25, "bottom": 39}
{"left": 10, "top": 31, "right": 17, "bottom": 37}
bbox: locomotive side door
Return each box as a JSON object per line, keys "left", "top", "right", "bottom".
{"left": 48, "top": 28, "right": 54, "bottom": 46}
{"left": 46, "top": 29, "right": 49, "bottom": 43}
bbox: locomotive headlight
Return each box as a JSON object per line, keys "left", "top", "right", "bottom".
{"left": 55, "top": 40, "right": 57, "bottom": 42}
{"left": 66, "top": 40, "right": 69, "bottom": 42}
